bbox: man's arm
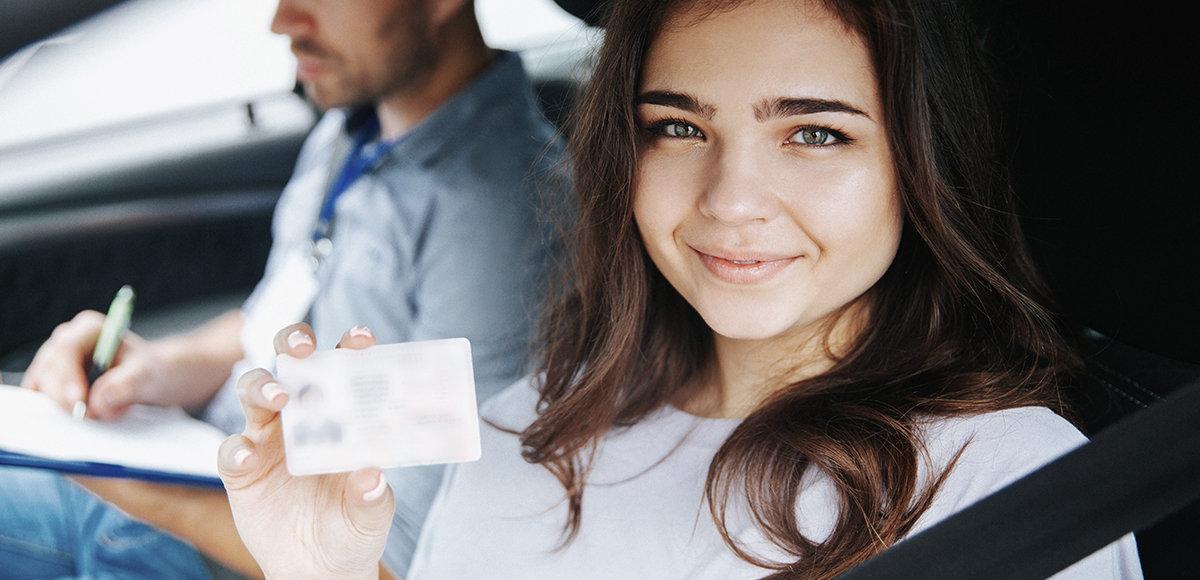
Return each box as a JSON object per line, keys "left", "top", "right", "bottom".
{"left": 136, "top": 309, "right": 246, "bottom": 411}
{"left": 72, "top": 477, "right": 264, "bottom": 579}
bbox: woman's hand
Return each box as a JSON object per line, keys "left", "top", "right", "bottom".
{"left": 218, "top": 323, "right": 394, "bottom": 580}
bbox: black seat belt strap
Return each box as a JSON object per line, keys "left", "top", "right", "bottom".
{"left": 840, "top": 378, "right": 1200, "bottom": 579}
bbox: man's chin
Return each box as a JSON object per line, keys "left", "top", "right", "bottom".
{"left": 297, "top": 81, "right": 358, "bottom": 111}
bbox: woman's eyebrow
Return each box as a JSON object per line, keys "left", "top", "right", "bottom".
{"left": 754, "top": 97, "right": 870, "bottom": 121}
{"left": 635, "top": 90, "right": 717, "bottom": 120}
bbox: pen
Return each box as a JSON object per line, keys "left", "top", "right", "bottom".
{"left": 77, "top": 285, "right": 136, "bottom": 420}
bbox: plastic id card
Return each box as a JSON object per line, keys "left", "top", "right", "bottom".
{"left": 275, "top": 338, "right": 481, "bottom": 476}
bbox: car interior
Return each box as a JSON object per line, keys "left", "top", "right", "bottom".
{"left": 846, "top": 1, "right": 1200, "bottom": 576}
{"left": 0, "top": 0, "right": 593, "bottom": 369}
{"left": 981, "top": 3, "right": 1198, "bottom": 576}
{"left": 1, "top": 0, "right": 1195, "bottom": 578}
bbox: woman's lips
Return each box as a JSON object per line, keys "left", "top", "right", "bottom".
{"left": 694, "top": 248, "right": 797, "bottom": 284}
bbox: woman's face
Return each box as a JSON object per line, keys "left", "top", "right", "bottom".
{"left": 633, "top": 0, "right": 902, "bottom": 346}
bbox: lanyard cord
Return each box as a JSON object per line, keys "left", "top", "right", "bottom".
{"left": 311, "top": 114, "right": 399, "bottom": 245}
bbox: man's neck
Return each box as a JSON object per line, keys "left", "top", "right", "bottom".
{"left": 374, "top": 16, "right": 492, "bottom": 140}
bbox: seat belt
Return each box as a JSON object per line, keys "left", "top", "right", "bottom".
{"left": 839, "top": 378, "right": 1200, "bottom": 579}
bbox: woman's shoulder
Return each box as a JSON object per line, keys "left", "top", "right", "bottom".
{"left": 909, "top": 408, "right": 1143, "bottom": 578}
{"left": 912, "top": 407, "right": 1087, "bottom": 529}
{"left": 478, "top": 375, "right": 543, "bottom": 430}
{"left": 922, "top": 406, "right": 1086, "bottom": 467}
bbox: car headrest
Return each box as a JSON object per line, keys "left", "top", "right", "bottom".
{"left": 551, "top": 0, "right": 605, "bottom": 27}
{"left": 977, "top": 1, "right": 1199, "bottom": 365}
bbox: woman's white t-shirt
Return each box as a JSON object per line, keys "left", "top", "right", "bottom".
{"left": 408, "top": 377, "right": 1142, "bottom": 579}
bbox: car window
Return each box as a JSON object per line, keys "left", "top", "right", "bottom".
{"left": 0, "top": 0, "right": 292, "bottom": 150}
{"left": 0, "top": 0, "right": 592, "bottom": 152}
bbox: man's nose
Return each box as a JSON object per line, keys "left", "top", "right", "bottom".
{"left": 270, "top": 0, "right": 314, "bottom": 39}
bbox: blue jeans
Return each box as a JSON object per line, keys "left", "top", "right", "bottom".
{"left": 0, "top": 467, "right": 211, "bottom": 580}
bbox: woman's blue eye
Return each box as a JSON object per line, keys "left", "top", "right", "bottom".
{"left": 792, "top": 127, "right": 845, "bottom": 146}
{"left": 650, "top": 120, "right": 702, "bottom": 139}
{"left": 668, "top": 122, "right": 700, "bottom": 138}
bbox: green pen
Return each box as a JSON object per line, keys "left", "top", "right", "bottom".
{"left": 76, "top": 285, "right": 135, "bottom": 420}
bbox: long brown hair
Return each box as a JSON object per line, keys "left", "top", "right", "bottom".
{"left": 524, "top": 0, "right": 1082, "bottom": 577}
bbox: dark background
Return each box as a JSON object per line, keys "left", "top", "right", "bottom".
{"left": 980, "top": 1, "right": 1198, "bottom": 365}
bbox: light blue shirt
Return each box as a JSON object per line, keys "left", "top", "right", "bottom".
{"left": 205, "top": 50, "right": 567, "bottom": 576}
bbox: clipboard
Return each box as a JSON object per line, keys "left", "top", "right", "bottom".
{"left": 0, "top": 449, "right": 223, "bottom": 488}
{"left": 0, "top": 384, "right": 225, "bottom": 488}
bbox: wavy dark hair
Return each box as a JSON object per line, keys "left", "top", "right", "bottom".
{"left": 523, "top": 0, "right": 1082, "bottom": 577}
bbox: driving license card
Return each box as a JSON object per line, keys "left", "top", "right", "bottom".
{"left": 275, "top": 338, "right": 481, "bottom": 476}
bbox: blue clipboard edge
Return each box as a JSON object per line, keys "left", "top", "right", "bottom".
{"left": 0, "top": 449, "right": 224, "bottom": 489}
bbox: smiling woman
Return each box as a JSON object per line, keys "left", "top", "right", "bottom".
{"left": 517, "top": 0, "right": 1133, "bottom": 575}
{"left": 215, "top": 1, "right": 1142, "bottom": 578}
{"left": 633, "top": 1, "right": 902, "bottom": 386}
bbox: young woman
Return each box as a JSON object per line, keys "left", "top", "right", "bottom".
{"left": 219, "top": 0, "right": 1143, "bottom": 578}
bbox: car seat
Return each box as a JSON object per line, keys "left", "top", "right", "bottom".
{"left": 935, "top": 1, "right": 1200, "bottom": 576}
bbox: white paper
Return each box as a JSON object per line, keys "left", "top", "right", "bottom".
{"left": 276, "top": 338, "right": 481, "bottom": 476}
{"left": 0, "top": 384, "right": 225, "bottom": 479}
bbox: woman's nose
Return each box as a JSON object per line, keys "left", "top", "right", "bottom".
{"left": 698, "top": 142, "right": 780, "bottom": 226}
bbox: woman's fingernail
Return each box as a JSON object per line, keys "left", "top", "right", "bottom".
{"left": 362, "top": 473, "right": 388, "bottom": 502}
{"left": 261, "top": 381, "right": 285, "bottom": 403}
{"left": 349, "top": 325, "right": 371, "bottom": 339}
{"left": 287, "top": 330, "right": 313, "bottom": 350}
{"left": 233, "top": 448, "right": 252, "bottom": 467}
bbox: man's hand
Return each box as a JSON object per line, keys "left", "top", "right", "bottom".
{"left": 219, "top": 323, "right": 393, "bottom": 579}
{"left": 21, "top": 309, "right": 150, "bottom": 420}
{"left": 21, "top": 309, "right": 244, "bottom": 420}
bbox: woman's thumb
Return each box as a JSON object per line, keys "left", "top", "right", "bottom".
{"left": 346, "top": 468, "right": 395, "bottom": 536}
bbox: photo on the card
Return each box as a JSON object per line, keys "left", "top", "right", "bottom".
{"left": 289, "top": 382, "right": 344, "bottom": 446}
{"left": 276, "top": 338, "right": 481, "bottom": 476}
